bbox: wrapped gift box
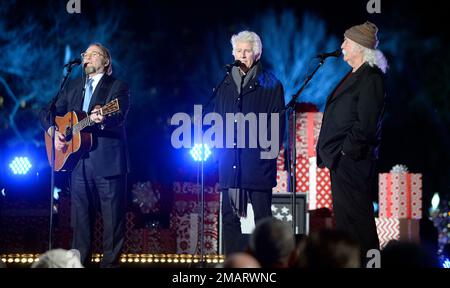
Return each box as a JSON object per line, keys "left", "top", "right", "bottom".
{"left": 170, "top": 212, "right": 218, "bottom": 255}
{"left": 289, "top": 111, "right": 323, "bottom": 158}
{"left": 375, "top": 218, "right": 420, "bottom": 249}
{"left": 284, "top": 109, "right": 332, "bottom": 210}
{"left": 276, "top": 146, "right": 286, "bottom": 171}
{"left": 379, "top": 172, "right": 422, "bottom": 219}
{"left": 170, "top": 182, "right": 220, "bottom": 255}
{"left": 273, "top": 158, "right": 332, "bottom": 211}
{"left": 273, "top": 157, "right": 332, "bottom": 210}
{"left": 272, "top": 170, "right": 288, "bottom": 193}
{"left": 294, "top": 156, "right": 332, "bottom": 210}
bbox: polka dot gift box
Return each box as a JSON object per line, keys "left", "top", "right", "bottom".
{"left": 379, "top": 165, "right": 422, "bottom": 219}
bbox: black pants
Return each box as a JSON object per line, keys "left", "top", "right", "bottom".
{"left": 221, "top": 189, "right": 272, "bottom": 256}
{"left": 70, "top": 157, "right": 126, "bottom": 268}
{"left": 330, "top": 155, "right": 380, "bottom": 257}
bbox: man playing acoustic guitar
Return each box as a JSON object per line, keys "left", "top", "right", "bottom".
{"left": 40, "top": 43, "right": 130, "bottom": 268}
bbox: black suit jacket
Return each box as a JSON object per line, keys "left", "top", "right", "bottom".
{"left": 317, "top": 62, "right": 386, "bottom": 170}
{"left": 214, "top": 63, "right": 285, "bottom": 190}
{"left": 40, "top": 74, "right": 130, "bottom": 177}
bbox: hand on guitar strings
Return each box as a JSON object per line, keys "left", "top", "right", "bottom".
{"left": 54, "top": 129, "right": 67, "bottom": 151}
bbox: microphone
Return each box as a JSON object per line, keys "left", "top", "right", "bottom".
{"left": 315, "top": 49, "right": 342, "bottom": 59}
{"left": 225, "top": 60, "right": 242, "bottom": 71}
{"left": 64, "top": 58, "right": 82, "bottom": 67}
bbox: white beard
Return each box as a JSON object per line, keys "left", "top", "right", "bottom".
{"left": 84, "top": 65, "right": 96, "bottom": 75}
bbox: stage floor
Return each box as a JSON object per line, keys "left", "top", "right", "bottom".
{"left": 1, "top": 253, "right": 225, "bottom": 268}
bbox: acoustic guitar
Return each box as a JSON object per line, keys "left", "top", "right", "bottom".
{"left": 44, "top": 99, "right": 120, "bottom": 171}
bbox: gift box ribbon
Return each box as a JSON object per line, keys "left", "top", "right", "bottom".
{"left": 386, "top": 173, "right": 412, "bottom": 218}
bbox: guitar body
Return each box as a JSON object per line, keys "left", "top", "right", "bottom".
{"left": 44, "top": 99, "right": 119, "bottom": 172}
{"left": 45, "top": 111, "right": 92, "bottom": 172}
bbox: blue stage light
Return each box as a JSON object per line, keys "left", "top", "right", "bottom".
{"left": 373, "top": 202, "right": 379, "bottom": 214}
{"left": 190, "top": 144, "right": 211, "bottom": 162}
{"left": 442, "top": 257, "right": 450, "bottom": 268}
{"left": 9, "top": 157, "right": 32, "bottom": 175}
{"left": 53, "top": 187, "right": 61, "bottom": 200}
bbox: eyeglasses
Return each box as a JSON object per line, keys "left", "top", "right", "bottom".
{"left": 80, "top": 51, "right": 105, "bottom": 59}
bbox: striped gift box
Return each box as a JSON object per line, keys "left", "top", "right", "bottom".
{"left": 375, "top": 218, "right": 420, "bottom": 248}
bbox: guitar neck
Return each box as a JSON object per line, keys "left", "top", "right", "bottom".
{"left": 70, "top": 99, "right": 118, "bottom": 134}
{"left": 72, "top": 114, "right": 94, "bottom": 134}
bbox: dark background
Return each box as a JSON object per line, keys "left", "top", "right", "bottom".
{"left": 0, "top": 0, "right": 448, "bottom": 219}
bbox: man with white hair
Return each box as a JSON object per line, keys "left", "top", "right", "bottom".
{"left": 214, "top": 31, "right": 285, "bottom": 255}
{"left": 316, "top": 21, "right": 388, "bottom": 257}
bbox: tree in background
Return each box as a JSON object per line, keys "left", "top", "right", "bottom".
{"left": 0, "top": 1, "right": 121, "bottom": 145}
{"left": 188, "top": 10, "right": 348, "bottom": 112}
{"left": 255, "top": 11, "right": 347, "bottom": 110}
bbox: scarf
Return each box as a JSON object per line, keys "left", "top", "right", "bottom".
{"left": 231, "top": 62, "right": 259, "bottom": 94}
{"left": 228, "top": 188, "right": 249, "bottom": 217}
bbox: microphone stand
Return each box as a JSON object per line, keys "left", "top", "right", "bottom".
{"left": 44, "top": 62, "right": 79, "bottom": 251}
{"left": 284, "top": 57, "right": 326, "bottom": 235}
{"left": 196, "top": 65, "right": 232, "bottom": 267}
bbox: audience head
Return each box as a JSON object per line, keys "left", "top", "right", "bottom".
{"left": 249, "top": 217, "right": 295, "bottom": 268}
{"left": 295, "top": 229, "right": 361, "bottom": 268}
{"left": 223, "top": 252, "right": 261, "bottom": 268}
{"left": 31, "top": 249, "right": 83, "bottom": 268}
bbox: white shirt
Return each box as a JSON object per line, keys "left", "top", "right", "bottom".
{"left": 87, "top": 72, "right": 105, "bottom": 93}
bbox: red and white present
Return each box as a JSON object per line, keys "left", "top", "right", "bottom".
{"left": 170, "top": 212, "right": 218, "bottom": 255}
{"left": 375, "top": 218, "right": 420, "bottom": 249}
{"left": 171, "top": 182, "right": 220, "bottom": 255}
{"left": 272, "top": 157, "right": 332, "bottom": 211}
{"left": 294, "top": 156, "right": 332, "bottom": 210}
{"left": 289, "top": 111, "right": 323, "bottom": 158}
{"left": 379, "top": 170, "right": 422, "bottom": 219}
{"left": 273, "top": 170, "right": 288, "bottom": 193}
{"left": 276, "top": 146, "right": 285, "bottom": 171}
{"left": 285, "top": 109, "right": 332, "bottom": 210}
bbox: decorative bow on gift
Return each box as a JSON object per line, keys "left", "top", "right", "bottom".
{"left": 391, "top": 164, "right": 408, "bottom": 173}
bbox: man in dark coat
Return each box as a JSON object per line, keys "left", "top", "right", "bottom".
{"left": 40, "top": 43, "right": 130, "bottom": 267}
{"left": 214, "top": 30, "right": 285, "bottom": 255}
{"left": 317, "top": 21, "right": 388, "bottom": 257}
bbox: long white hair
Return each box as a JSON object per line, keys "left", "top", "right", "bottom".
{"left": 353, "top": 42, "right": 389, "bottom": 74}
